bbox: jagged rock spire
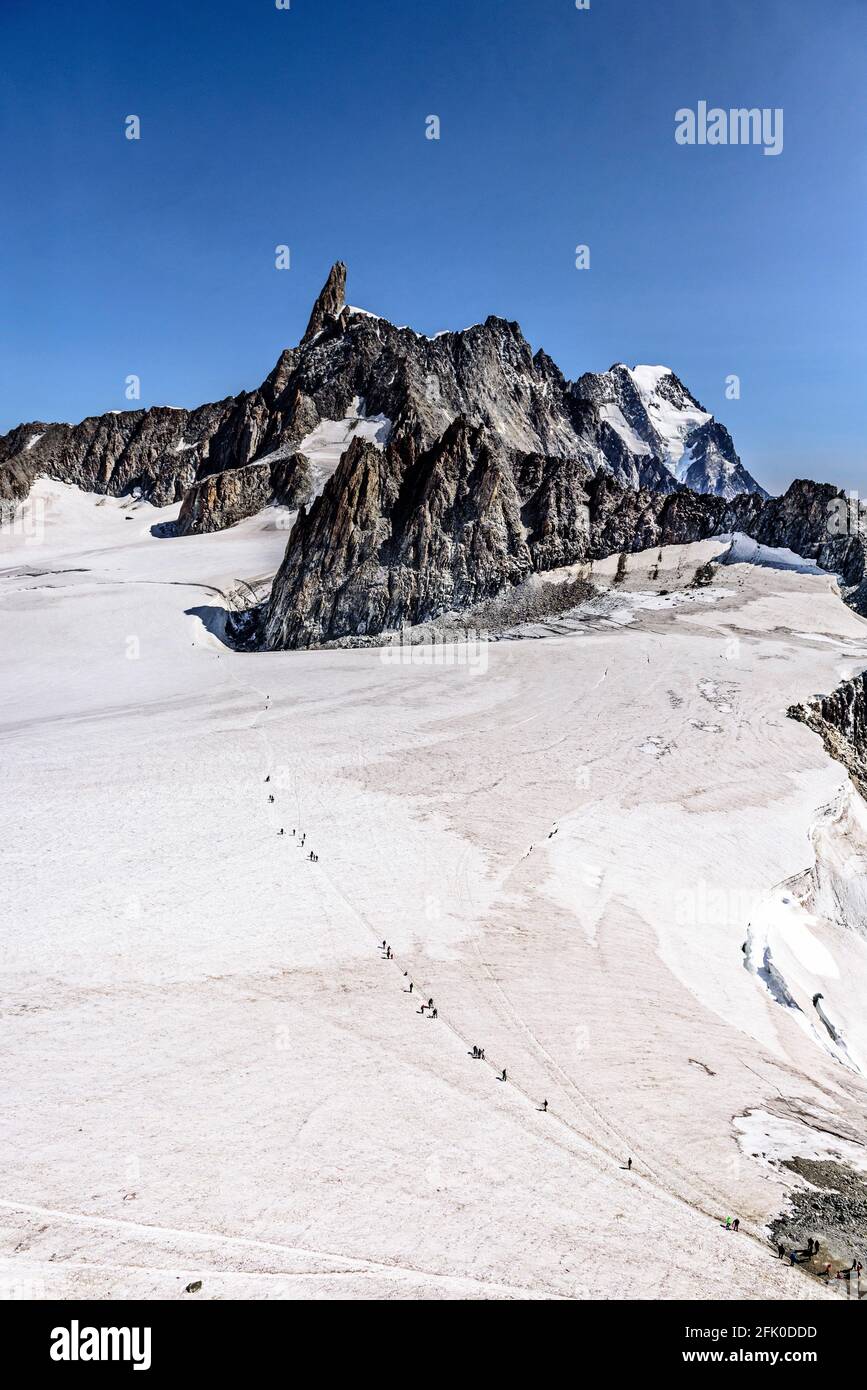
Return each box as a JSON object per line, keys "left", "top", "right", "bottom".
{"left": 301, "top": 262, "right": 348, "bottom": 345}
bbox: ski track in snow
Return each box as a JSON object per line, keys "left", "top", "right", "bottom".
{"left": 0, "top": 1200, "right": 552, "bottom": 1299}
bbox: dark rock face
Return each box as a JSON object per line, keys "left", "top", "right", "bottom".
{"left": 789, "top": 671, "right": 867, "bottom": 799}
{"left": 0, "top": 441, "right": 38, "bottom": 523}
{"left": 516, "top": 452, "right": 592, "bottom": 572}
{"left": 680, "top": 418, "right": 756, "bottom": 499}
{"left": 176, "top": 463, "right": 272, "bottom": 536}
{"left": 176, "top": 451, "right": 312, "bottom": 536}
{"left": 262, "top": 420, "right": 532, "bottom": 650}
{"left": 0, "top": 403, "right": 240, "bottom": 510}
{"left": 0, "top": 262, "right": 766, "bottom": 537}
{"left": 746, "top": 478, "right": 838, "bottom": 554}
{"left": 270, "top": 452, "right": 313, "bottom": 510}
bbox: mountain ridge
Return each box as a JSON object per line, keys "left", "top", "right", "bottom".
{"left": 12, "top": 263, "right": 861, "bottom": 655}
{"left": 0, "top": 263, "right": 766, "bottom": 534}
{"left": 257, "top": 456, "right": 866, "bottom": 649}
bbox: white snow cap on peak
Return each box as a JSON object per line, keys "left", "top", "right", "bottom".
{"left": 623, "top": 364, "right": 711, "bottom": 474}
{"left": 627, "top": 364, "right": 675, "bottom": 395}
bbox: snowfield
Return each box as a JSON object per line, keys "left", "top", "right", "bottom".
{"left": 2, "top": 481, "right": 867, "bottom": 1300}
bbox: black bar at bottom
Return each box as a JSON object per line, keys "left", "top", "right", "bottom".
{"left": 1, "top": 1295, "right": 860, "bottom": 1375}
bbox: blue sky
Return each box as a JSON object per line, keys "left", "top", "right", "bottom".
{"left": 1, "top": 0, "right": 864, "bottom": 494}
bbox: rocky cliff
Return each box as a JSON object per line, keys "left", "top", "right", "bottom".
{"left": 262, "top": 419, "right": 532, "bottom": 650}
{"left": 176, "top": 451, "right": 313, "bottom": 535}
{"left": 789, "top": 673, "right": 867, "bottom": 798}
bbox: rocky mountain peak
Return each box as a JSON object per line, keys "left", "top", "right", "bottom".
{"left": 301, "top": 261, "right": 348, "bottom": 345}
{"left": 0, "top": 259, "right": 769, "bottom": 543}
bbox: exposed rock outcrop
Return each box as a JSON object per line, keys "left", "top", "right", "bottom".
{"left": 789, "top": 672, "right": 867, "bottom": 798}
{"left": 262, "top": 420, "right": 531, "bottom": 649}
{"left": 301, "top": 261, "right": 349, "bottom": 345}
{"left": 176, "top": 451, "right": 312, "bottom": 535}
{"left": 770, "top": 1159, "right": 867, "bottom": 1273}
{"left": 0, "top": 403, "right": 240, "bottom": 510}
{"left": 0, "top": 444, "right": 38, "bottom": 523}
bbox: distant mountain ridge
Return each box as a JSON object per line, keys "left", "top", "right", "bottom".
{"left": 0, "top": 262, "right": 765, "bottom": 535}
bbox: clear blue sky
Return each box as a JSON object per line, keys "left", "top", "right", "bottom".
{"left": 1, "top": 0, "right": 864, "bottom": 494}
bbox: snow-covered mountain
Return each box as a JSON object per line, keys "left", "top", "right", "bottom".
{"left": 574, "top": 363, "right": 764, "bottom": 499}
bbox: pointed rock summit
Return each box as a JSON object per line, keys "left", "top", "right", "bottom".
{"left": 301, "top": 261, "right": 348, "bottom": 345}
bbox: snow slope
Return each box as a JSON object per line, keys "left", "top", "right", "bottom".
{"left": 2, "top": 482, "right": 867, "bottom": 1300}
{"left": 296, "top": 397, "right": 391, "bottom": 496}
{"left": 597, "top": 402, "right": 652, "bottom": 457}
{"left": 253, "top": 397, "right": 392, "bottom": 502}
